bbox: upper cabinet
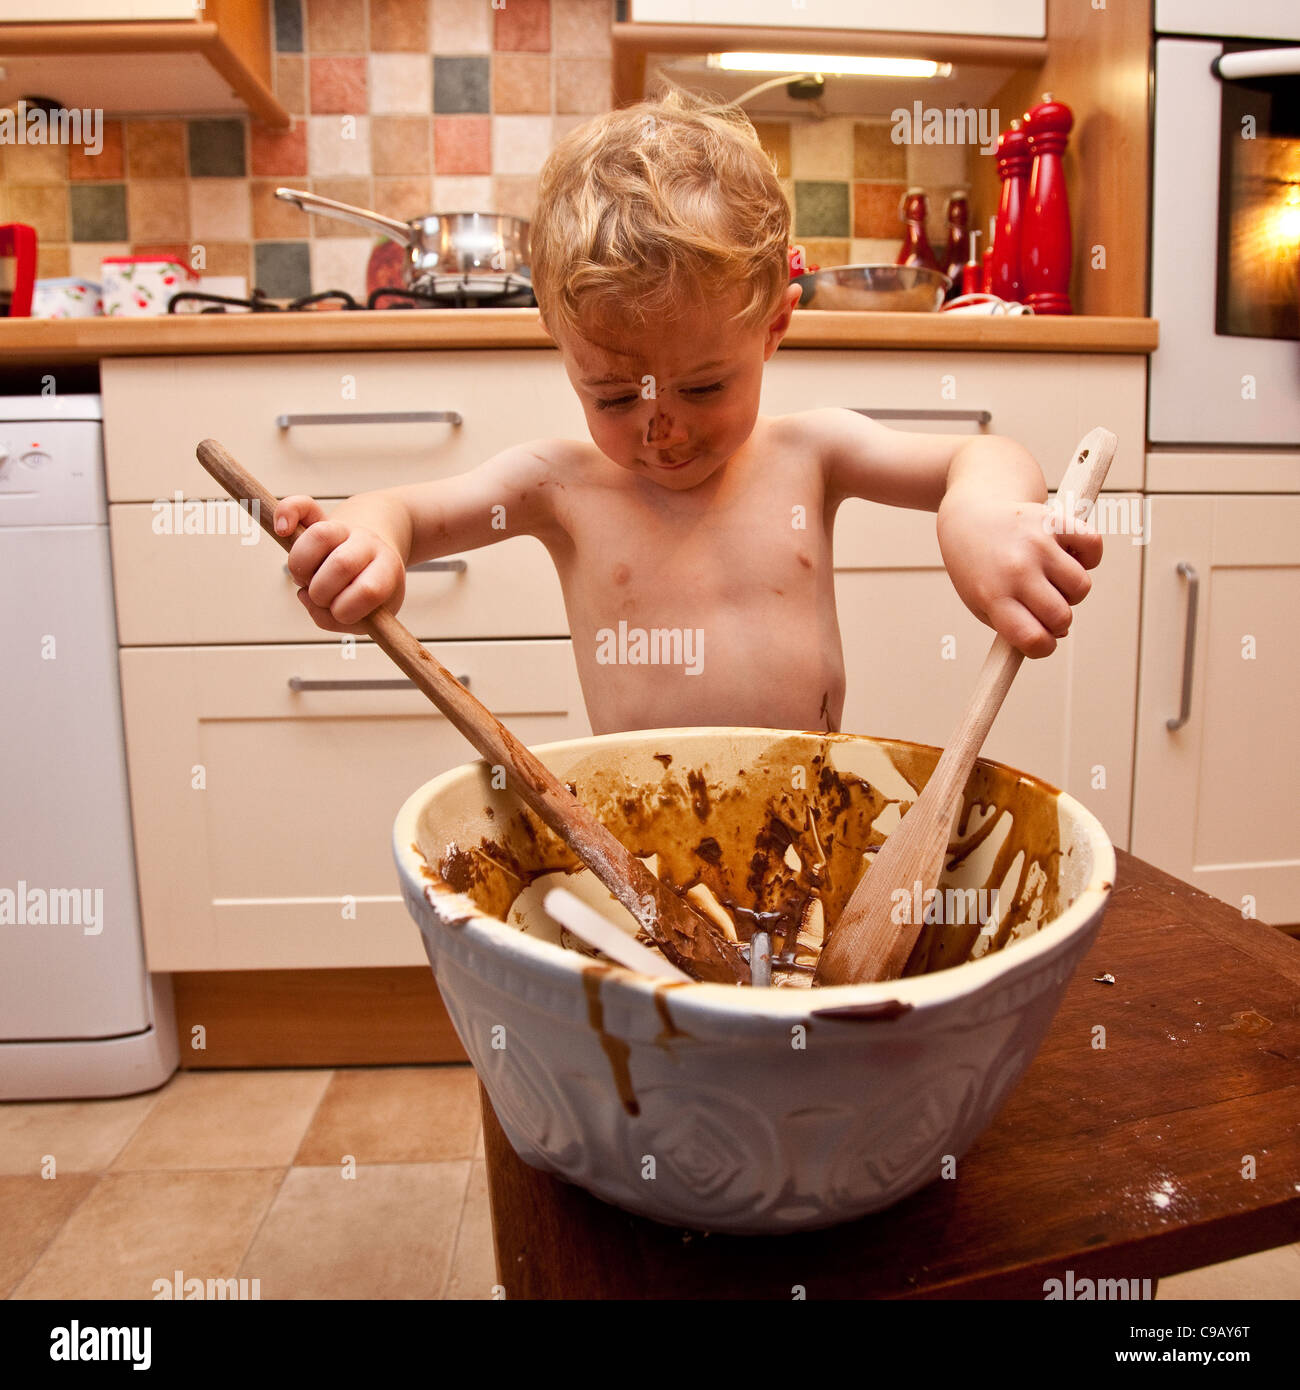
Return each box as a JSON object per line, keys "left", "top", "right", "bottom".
{"left": 626, "top": 1, "right": 1046, "bottom": 39}
{"left": 0, "top": 0, "right": 287, "bottom": 127}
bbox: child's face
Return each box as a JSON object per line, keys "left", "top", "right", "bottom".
{"left": 546, "top": 283, "right": 801, "bottom": 492}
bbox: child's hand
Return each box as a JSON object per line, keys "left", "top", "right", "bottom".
{"left": 937, "top": 493, "right": 1103, "bottom": 658}
{"left": 275, "top": 495, "right": 407, "bottom": 635}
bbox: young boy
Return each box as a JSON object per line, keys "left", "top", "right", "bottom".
{"left": 275, "top": 89, "right": 1100, "bottom": 736}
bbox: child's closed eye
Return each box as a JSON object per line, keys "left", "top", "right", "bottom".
{"left": 593, "top": 382, "right": 725, "bottom": 411}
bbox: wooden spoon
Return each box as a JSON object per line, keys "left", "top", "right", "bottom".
{"left": 195, "top": 439, "right": 748, "bottom": 986}
{"left": 814, "top": 426, "right": 1117, "bottom": 987}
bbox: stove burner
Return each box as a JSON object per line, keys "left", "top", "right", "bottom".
{"left": 167, "top": 276, "right": 536, "bottom": 313}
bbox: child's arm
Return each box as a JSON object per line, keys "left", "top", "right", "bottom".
{"left": 274, "top": 443, "right": 562, "bottom": 635}
{"left": 812, "top": 406, "right": 1103, "bottom": 659}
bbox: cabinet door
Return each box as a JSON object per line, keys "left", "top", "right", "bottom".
{"left": 834, "top": 495, "right": 1143, "bottom": 849}
{"left": 626, "top": 1, "right": 1045, "bottom": 39}
{"left": 1132, "top": 496, "right": 1300, "bottom": 923}
{"left": 119, "top": 640, "right": 591, "bottom": 971}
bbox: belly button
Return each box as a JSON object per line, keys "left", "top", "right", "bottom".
{"left": 612, "top": 563, "right": 631, "bottom": 585}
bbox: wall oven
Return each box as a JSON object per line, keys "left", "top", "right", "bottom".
{"left": 1149, "top": 3, "right": 1300, "bottom": 445}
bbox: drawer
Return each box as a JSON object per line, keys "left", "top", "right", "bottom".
{"left": 119, "top": 639, "right": 590, "bottom": 971}
{"left": 109, "top": 501, "right": 567, "bottom": 644}
{"left": 102, "top": 350, "right": 587, "bottom": 501}
{"left": 763, "top": 350, "right": 1145, "bottom": 491}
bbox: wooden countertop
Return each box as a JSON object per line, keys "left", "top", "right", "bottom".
{"left": 480, "top": 846, "right": 1300, "bottom": 1299}
{"left": 0, "top": 309, "right": 1157, "bottom": 366}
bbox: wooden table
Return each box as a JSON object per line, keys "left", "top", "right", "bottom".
{"left": 478, "top": 848, "right": 1300, "bottom": 1298}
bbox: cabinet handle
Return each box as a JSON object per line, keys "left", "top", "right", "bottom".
{"left": 1165, "top": 561, "right": 1199, "bottom": 732}
{"left": 274, "top": 410, "right": 463, "bottom": 429}
{"left": 288, "top": 675, "right": 471, "bottom": 691}
{"left": 283, "top": 558, "right": 468, "bottom": 576}
{"left": 849, "top": 408, "right": 992, "bottom": 426}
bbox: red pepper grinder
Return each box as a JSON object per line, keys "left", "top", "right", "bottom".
{"left": 942, "top": 189, "right": 970, "bottom": 301}
{"left": 1022, "top": 93, "right": 1074, "bottom": 315}
{"left": 896, "top": 188, "right": 939, "bottom": 271}
{"left": 992, "top": 118, "right": 1031, "bottom": 302}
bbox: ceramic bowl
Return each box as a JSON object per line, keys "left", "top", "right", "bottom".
{"left": 393, "top": 728, "right": 1114, "bottom": 1234}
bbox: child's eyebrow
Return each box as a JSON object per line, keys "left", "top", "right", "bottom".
{"left": 582, "top": 360, "right": 729, "bottom": 387}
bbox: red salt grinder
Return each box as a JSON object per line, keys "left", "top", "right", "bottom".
{"left": 992, "top": 118, "right": 1031, "bottom": 302}
{"left": 1022, "top": 94, "right": 1074, "bottom": 315}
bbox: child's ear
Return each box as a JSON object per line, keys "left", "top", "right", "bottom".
{"left": 763, "top": 284, "right": 802, "bottom": 359}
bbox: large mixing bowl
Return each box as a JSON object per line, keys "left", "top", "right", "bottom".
{"left": 393, "top": 728, "right": 1114, "bottom": 1234}
{"left": 793, "top": 263, "right": 951, "bottom": 311}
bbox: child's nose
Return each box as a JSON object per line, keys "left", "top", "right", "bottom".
{"left": 643, "top": 407, "right": 686, "bottom": 447}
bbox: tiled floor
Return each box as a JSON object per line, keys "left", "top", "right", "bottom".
{"left": 2, "top": 1064, "right": 1297, "bottom": 1300}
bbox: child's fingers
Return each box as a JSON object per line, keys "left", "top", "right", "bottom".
{"left": 985, "top": 593, "right": 1060, "bottom": 659}
{"left": 274, "top": 494, "right": 325, "bottom": 537}
{"left": 285, "top": 516, "right": 351, "bottom": 586}
{"left": 308, "top": 536, "right": 401, "bottom": 623}
{"left": 295, "top": 587, "right": 367, "bottom": 635}
{"left": 1040, "top": 539, "right": 1094, "bottom": 606}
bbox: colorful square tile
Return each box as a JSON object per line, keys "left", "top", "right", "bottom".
{"left": 555, "top": 57, "right": 611, "bottom": 114}
{"left": 432, "top": 175, "right": 492, "bottom": 211}
{"left": 254, "top": 241, "right": 312, "bottom": 298}
{"left": 854, "top": 120, "right": 906, "bottom": 181}
{"left": 306, "top": 0, "right": 366, "bottom": 53}
{"left": 308, "top": 115, "right": 371, "bottom": 176}
{"left": 126, "top": 119, "right": 186, "bottom": 179}
{"left": 127, "top": 180, "right": 190, "bottom": 243}
{"left": 794, "top": 181, "right": 850, "bottom": 238}
{"left": 853, "top": 181, "right": 907, "bottom": 239}
{"left": 188, "top": 119, "right": 247, "bottom": 177}
{"left": 491, "top": 115, "right": 552, "bottom": 176}
{"left": 68, "top": 119, "right": 124, "bottom": 180}
{"left": 273, "top": 0, "right": 303, "bottom": 53}
{"left": 310, "top": 56, "right": 368, "bottom": 115}
{"left": 492, "top": 53, "right": 550, "bottom": 114}
{"left": 370, "top": 0, "right": 428, "bottom": 51}
{"left": 253, "top": 181, "right": 313, "bottom": 238}
{"left": 554, "top": 0, "right": 612, "bottom": 57}
{"left": 434, "top": 116, "right": 490, "bottom": 176}
{"left": 372, "top": 176, "right": 431, "bottom": 220}
{"left": 798, "top": 237, "right": 850, "bottom": 269}
{"left": 751, "top": 121, "right": 790, "bottom": 179}
{"left": 791, "top": 116, "right": 853, "bottom": 180}
{"left": 370, "top": 53, "right": 432, "bottom": 115}
{"left": 492, "top": 173, "right": 539, "bottom": 220}
{"left": 494, "top": 0, "right": 550, "bottom": 52}
{"left": 309, "top": 236, "right": 372, "bottom": 299}
{"left": 197, "top": 242, "right": 251, "bottom": 279}
{"left": 309, "top": 177, "right": 373, "bottom": 234}
{"left": 432, "top": 0, "right": 492, "bottom": 53}
{"left": 251, "top": 118, "right": 308, "bottom": 177}
{"left": 275, "top": 55, "right": 307, "bottom": 115}
{"left": 1, "top": 140, "right": 68, "bottom": 183}
{"left": 851, "top": 237, "right": 903, "bottom": 264}
{"left": 69, "top": 183, "right": 128, "bottom": 242}
{"left": 68, "top": 241, "right": 129, "bottom": 280}
{"left": 433, "top": 56, "right": 490, "bottom": 114}
{"left": 35, "top": 243, "right": 70, "bottom": 277}
{"left": 8, "top": 186, "right": 68, "bottom": 242}
{"left": 372, "top": 116, "right": 431, "bottom": 176}
{"left": 189, "top": 178, "right": 251, "bottom": 241}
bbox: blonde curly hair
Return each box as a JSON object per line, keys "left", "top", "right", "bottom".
{"left": 530, "top": 84, "right": 791, "bottom": 346}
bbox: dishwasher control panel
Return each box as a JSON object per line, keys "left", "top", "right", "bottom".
{"left": 0, "top": 418, "right": 105, "bottom": 526}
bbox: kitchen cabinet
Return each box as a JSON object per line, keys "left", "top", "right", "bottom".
{"left": 626, "top": 0, "right": 1046, "bottom": 39}
{"left": 1131, "top": 494, "right": 1300, "bottom": 925}
{"left": 119, "top": 640, "right": 591, "bottom": 971}
{"left": 0, "top": 0, "right": 286, "bottom": 127}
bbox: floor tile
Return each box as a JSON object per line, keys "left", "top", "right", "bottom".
{"left": 0, "top": 1174, "right": 99, "bottom": 1298}
{"left": 1157, "top": 1243, "right": 1300, "bottom": 1300}
{"left": 12, "top": 1169, "right": 283, "bottom": 1299}
{"left": 238, "top": 1161, "right": 470, "bottom": 1298}
{"left": 110, "top": 1070, "right": 331, "bottom": 1171}
{"left": 294, "top": 1064, "right": 479, "bottom": 1166}
{"left": 0, "top": 1089, "right": 164, "bottom": 1175}
{"left": 444, "top": 1160, "right": 496, "bottom": 1300}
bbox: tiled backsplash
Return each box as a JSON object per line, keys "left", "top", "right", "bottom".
{"left": 0, "top": 0, "right": 971, "bottom": 301}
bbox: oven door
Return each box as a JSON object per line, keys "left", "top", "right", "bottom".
{"left": 1149, "top": 37, "right": 1300, "bottom": 445}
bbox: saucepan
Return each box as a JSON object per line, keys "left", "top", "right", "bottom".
{"left": 274, "top": 187, "right": 530, "bottom": 289}
{"left": 793, "top": 263, "right": 950, "bottom": 312}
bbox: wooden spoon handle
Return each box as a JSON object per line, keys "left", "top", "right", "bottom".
{"left": 195, "top": 439, "right": 747, "bottom": 985}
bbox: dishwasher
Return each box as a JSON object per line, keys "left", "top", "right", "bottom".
{"left": 0, "top": 394, "right": 176, "bottom": 1098}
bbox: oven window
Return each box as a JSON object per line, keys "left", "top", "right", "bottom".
{"left": 1215, "top": 43, "right": 1300, "bottom": 342}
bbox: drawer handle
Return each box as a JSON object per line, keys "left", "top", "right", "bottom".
{"left": 275, "top": 411, "right": 463, "bottom": 429}
{"left": 849, "top": 408, "right": 992, "bottom": 426}
{"left": 283, "top": 558, "right": 468, "bottom": 576}
{"left": 288, "top": 675, "right": 471, "bottom": 691}
{"left": 1165, "top": 561, "right": 1199, "bottom": 732}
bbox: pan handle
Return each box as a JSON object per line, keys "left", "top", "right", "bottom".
{"left": 275, "top": 187, "right": 414, "bottom": 245}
